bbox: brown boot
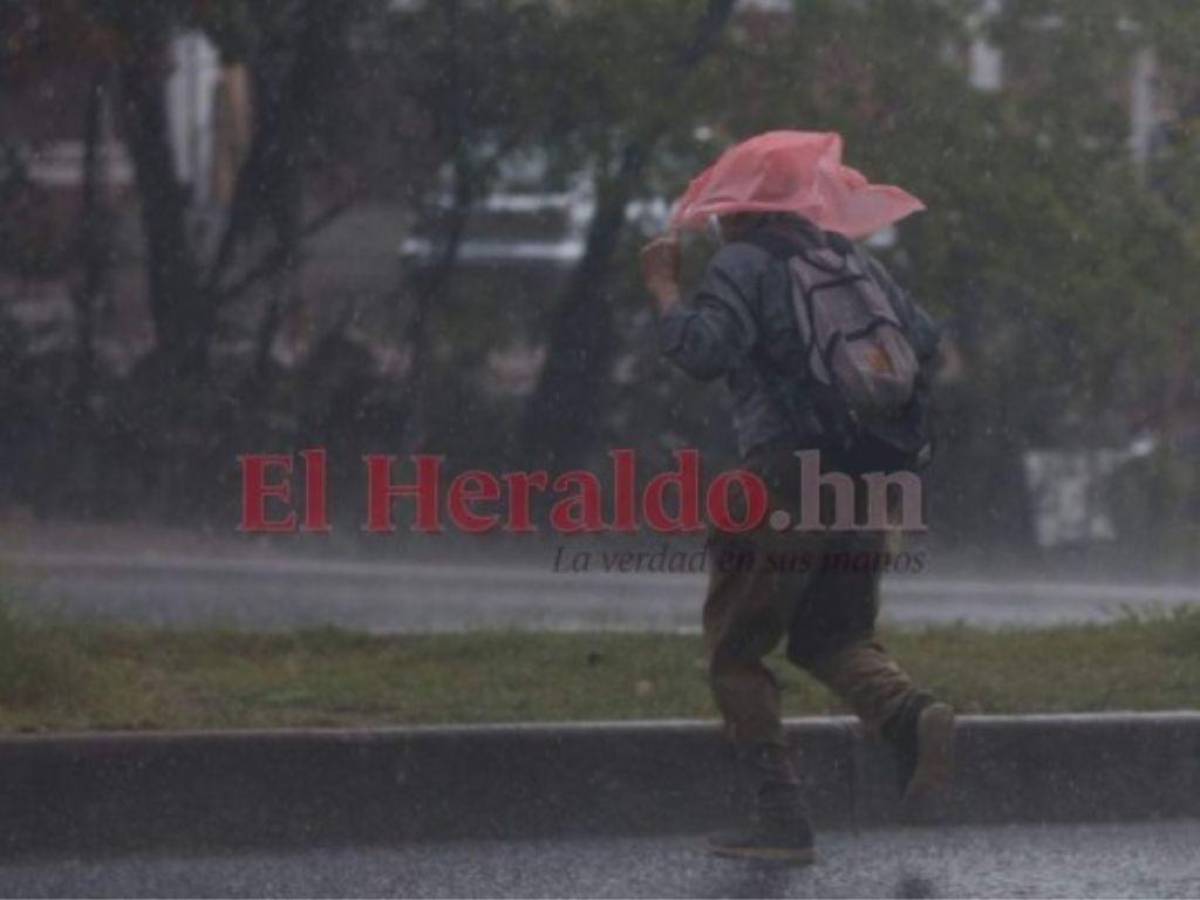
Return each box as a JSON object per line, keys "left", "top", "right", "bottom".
{"left": 707, "top": 743, "right": 816, "bottom": 864}
{"left": 883, "top": 694, "right": 956, "bottom": 805}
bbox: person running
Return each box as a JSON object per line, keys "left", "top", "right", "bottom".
{"left": 640, "top": 131, "right": 954, "bottom": 864}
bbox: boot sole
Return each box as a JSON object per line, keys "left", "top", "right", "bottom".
{"left": 903, "top": 702, "right": 955, "bottom": 805}
{"left": 708, "top": 844, "right": 817, "bottom": 865}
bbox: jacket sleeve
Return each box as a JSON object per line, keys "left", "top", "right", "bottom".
{"left": 655, "top": 244, "right": 761, "bottom": 382}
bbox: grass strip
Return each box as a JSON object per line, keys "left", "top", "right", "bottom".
{"left": 2, "top": 602, "right": 1198, "bottom": 732}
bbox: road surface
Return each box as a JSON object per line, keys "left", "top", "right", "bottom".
{"left": 4, "top": 549, "right": 1200, "bottom": 631}
{"left": 2, "top": 820, "right": 1199, "bottom": 898}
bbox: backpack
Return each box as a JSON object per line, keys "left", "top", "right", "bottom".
{"left": 739, "top": 226, "right": 938, "bottom": 470}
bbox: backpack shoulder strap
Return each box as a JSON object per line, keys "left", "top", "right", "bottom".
{"left": 852, "top": 246, "right": 942, "bottom": 363}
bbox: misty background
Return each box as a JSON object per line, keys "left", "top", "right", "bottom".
{"left": 2, "top": 0, "right": 1198, "bottom": 604}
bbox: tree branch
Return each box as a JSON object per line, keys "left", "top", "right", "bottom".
{"left": 213, "top": 193, "right": 357, "bottom": 308}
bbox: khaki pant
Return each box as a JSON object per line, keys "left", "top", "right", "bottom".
{"left": 704, "top": 446, "right": 919, "bottom": 750}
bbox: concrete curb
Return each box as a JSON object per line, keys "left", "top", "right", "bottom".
{"left": 2, "top": 713, "right": 1198, "bottom": 859}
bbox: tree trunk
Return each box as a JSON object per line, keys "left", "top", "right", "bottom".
{"left": 522, "top": 0, "right": 737, "bottom": 470}
{"left": 117, "top": 39, "right": 207, "bottom": 382}
{"left": 71, "top": 65, "right": 108, "bottom": 411}
{"left": 521, "top": 144, "right": 641, "bottom": 470}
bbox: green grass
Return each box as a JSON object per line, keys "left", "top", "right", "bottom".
{"left": 1, "top": 599, "right": 1198, "bottom": 732}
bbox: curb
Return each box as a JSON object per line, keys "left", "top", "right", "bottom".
{"left": 2, "top": 713, "right": 1198, "bottom": 858}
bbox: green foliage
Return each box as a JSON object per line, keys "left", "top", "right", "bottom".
{"left": 618, "top": 0, "right": 1200, "bottom": 547}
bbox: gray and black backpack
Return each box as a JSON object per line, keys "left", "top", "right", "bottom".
{"left": 739, "top": 225, "right": 940, "bottom": 471}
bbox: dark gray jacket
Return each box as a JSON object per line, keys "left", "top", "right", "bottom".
{"left": 656, "top": 223, "right": 936, "bottom": 459}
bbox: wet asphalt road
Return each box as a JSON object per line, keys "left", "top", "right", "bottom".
{"left": 3, "top": 820, "right": 1199, "bottom": 898}
{"left": 6, "top": 550, "right": 1200, "bottom": 631}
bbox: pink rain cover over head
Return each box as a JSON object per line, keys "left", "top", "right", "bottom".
{"left": 669, "top": 131, "right": 925, "bottom": 239}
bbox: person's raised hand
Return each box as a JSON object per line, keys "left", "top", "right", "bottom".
{"left": 640, "top": 235, "right": 681, "bottom": 311}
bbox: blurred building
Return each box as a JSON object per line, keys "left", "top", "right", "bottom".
{"left": 0, "top": 25, "right": 409, "bottom": 376}
{"left": 0, "top": 29, "right": 251, "bottom": 373}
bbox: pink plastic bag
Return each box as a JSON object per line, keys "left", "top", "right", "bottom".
{"left": 669, "top": 131, "right": 924, "bottom": 240}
